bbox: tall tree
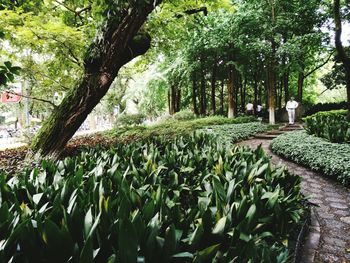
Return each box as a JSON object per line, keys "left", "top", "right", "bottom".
{"left": 333, "top": 0, "right": 350, "bottom": 120}
{"left": 30, "top": 1, "right": 161, "bottom": 159}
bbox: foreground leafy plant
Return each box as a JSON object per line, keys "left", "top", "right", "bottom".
{"left": 0, "top": 133, "right": 305, "bottom": 262}
{"left": 271, "top": 131, "right": 350, "bottom": 186}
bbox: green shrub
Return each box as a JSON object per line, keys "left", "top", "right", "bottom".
{"left": 108, "top": 115, "right": 259, "bottom": 143}
{"left": 271, "top": 131, "right": 350, "bottom": 186}
{"left": 173, "top": 110, "right": 196, "bottom": 121}
{"left": 0, "top": 133, "right": 305, "bottom": 262}
{"left": 200, "top": 122, "right": 269, "bottom": 145}
{"left": 115, "top": 113, "right": 146, "bottom": 127}
{"left": 303, "top": 110, "right": 350, "bottom": 143}
{"left": 303, "top": 101, "right": 347, "bottom": 116}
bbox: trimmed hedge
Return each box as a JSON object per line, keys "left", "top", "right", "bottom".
{"left": 0, "top": 133, "right": 305, "bottom": 262}
{"left": 303, "top": 110, "right": 350, "bottom": 143}
{"left": 303, "top": 101, "right": 347, "bottom": 117}
{"left": 271, "top": 131, "right": 350, "bottom": 186}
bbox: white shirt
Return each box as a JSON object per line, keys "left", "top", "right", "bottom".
{"left": 257, "top": 105, "right": 262, "bottom": 112}
{"left": 246, "top": 103, "right": 253, "bottom": 111}
{"left": 286, "top": 100, "right": 298, "bottom": 110}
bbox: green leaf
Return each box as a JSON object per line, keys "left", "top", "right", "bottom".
{"left": 194, "top": 244, "right": 221, "bottom": 262}
{"left": 212, "top": 216, "right": 227, "bottom": 235}
{"left": 172, "top": 252, "right": 194, "bottom": 258}
{"left": 119, "top": 219, "right": 138, "bottom": 263}
{"left": 84, "top": 208, "right": 93, "bottom": 238}
{"left": 4, "top": 61, "right": 12, "bottom": 69}
{"left": 33, "top": 193, "right": 43, "bottom": 205}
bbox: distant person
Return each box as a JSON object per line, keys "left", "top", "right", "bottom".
{"left": 256, "top": 104, "right": 262, "bottom": 117}
{"left": 246, "top": 102, "right": 254, "bottom": 115}
{"left": 286, "top": 97, "right": 299, "bottom": 125}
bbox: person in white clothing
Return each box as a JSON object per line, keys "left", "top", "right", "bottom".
{"left": 246, "top": 102, "right": 254, "bottom": 115}
{"left": 286, "top": 97, "right": 298, "bottom": 124}
{"left": 256, "top": 104, "right": 262, "bottom": 117}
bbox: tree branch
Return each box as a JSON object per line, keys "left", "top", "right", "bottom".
{"left": 319, "top": 88, "right": 330, "bottom": 95}
{"left": 27, "top": 68, "right": 70, "bottom": 90}
{"left": 304, "top": 51, "right": 335, "bottom": 78}
{"left": 29, "top": 29, "right": 82, "bottom": 67}
{"left": 6, "top": 90, "right": 57, "bottom": 108}
{"left": 54, "top": 0, "right": 91, "bottom": 23}
{"left": 175, "top": 7, "right": 208, "bottom": 18}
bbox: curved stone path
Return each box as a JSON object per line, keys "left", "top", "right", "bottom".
{"left": 238, "top": 138, "right": 350, "bottom": 263}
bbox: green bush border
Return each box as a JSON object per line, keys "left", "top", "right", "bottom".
{"left": 271, "top": 131, "right": 350, "bottom": 186}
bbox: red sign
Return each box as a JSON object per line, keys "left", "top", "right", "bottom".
{"left": 1, "top": 92, "right": 22, "bottom": 103}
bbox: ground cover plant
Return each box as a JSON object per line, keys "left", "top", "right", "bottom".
{"left": 115, "top": 114, "right": 147, "bottom": 127}
{"left": 271, "top": 131, "right": 350, "bottom": 186}
{"left": 200, "top": 122, "right": 269, "bottom": 145}
{"left": 303, "top": 110, "right": 350, "bottom": 143}
{"left": 107, "top": 116, "right": 258, "bottom": 143}
{"left": 0, "top": 133, "right": 305, "bottom": 262}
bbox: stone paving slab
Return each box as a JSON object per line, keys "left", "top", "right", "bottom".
{"left": 238, "top": 139, "right": 350, "bottom": 263}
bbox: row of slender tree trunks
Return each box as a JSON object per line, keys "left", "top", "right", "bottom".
{"left": 168, "top": 60, "right": 307, "bottom": 119}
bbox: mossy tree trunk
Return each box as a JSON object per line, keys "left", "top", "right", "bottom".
{"left": 30, "top": 3, "right": 160, "bottom": 159}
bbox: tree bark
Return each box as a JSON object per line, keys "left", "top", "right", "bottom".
{"left": 253, "top": 75, "right": 258, "bottom": 114}
{"left": 211, "top": 61, "right": 217, "bottom": 115}
{"left": 267, "top": 63, "right": 276, "bottom": 124}
{"left": 220, "top": 80, "right": 224, "bottom": 115}
{"left": 169, "top": 85, "right": 176, "bottom": 115}
{"left": 334, "top": 0, "right": 350, "bottom": 120}
{"left": 175, "top": 87, "right": 181, "bottom": 113}
{"left": 30, "top": 3, "right": 160, "bottom": 159}
{"left": 297, "top": 61, "right": 305, "bottom": 103}
{"left": 283, "top": 70, "right": 289, "bottom": 105}
{"left": 200, "top": 57, "right": 206, "bottom": 115}
{"left": 267, "top": 2, "right": 276, "bottom": 124}
{"left": 227, "top": 67, "right": 235, "bottom": 118}
{"left": 192, "top": 75, "right": 198, "bottom": 115}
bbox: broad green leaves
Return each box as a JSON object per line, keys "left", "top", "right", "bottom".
{"left": 0, "top": 133, "right": 305, "bottom": 262}
{"left": 0, "top": 61, "right": 20, "bottom": 87}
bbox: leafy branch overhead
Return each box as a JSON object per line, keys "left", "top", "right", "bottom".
{"left": 0, "top": 61, "right": 20, "bottom": 87}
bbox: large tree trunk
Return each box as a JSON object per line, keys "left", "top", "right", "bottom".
{"left": 267, "top": 3, "right": 276, "bottom": 125}
{"left": 200, "top": 57, "right": 207, "bottom": 115}
{"left": 253, "top": 75, "right": 258, "bottom": 114}
{"left": 283, "top": 70, "right": 289, "bottom": 105}
{"left": 175, "top": 87, "right": 181, "bottom": 113}
{"left": 220, "top": 80, "right": 224, "bottom": 115}
{"left": 227, "top": 68, "right": 235, "bottom": 118}
{"left": 30, "top": 3, "right": 160, "bottom": 159}
{"left": 297, "top": 64, "right": 305, "bottom": 103}
{"left": 211, "top": 61, "right": 217, "bottom": 115}
{"left": 334, "top": 0, "right": 350, "bottom": 120}
{"left": 267, "top": 63, "right": 276, "bottom": 124}
{"left": 192, "top": 75, "right": 199, "bottom": 115}
{"left": 169, "top": 85, "right": 176, "bottom": 115}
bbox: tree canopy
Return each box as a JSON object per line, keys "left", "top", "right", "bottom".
{"left": 0, "top": 0, "right": 348, "bottom": 157}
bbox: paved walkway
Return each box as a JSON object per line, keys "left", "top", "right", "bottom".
{"left": 239, "top": 138, "right": 350, "bottom": 263}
